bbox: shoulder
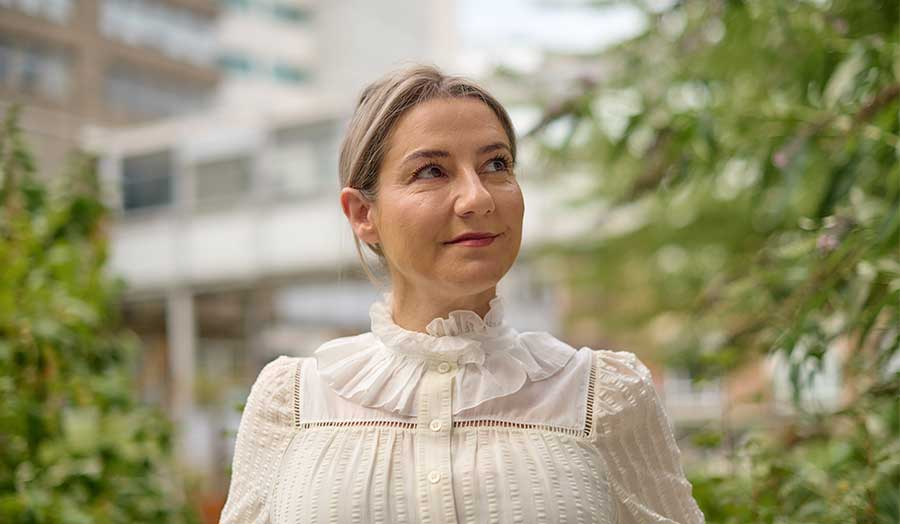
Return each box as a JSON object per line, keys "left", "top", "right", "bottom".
{"left": 591, "top": 348, "right": 653, "bottom": 384}
{"left": 243, "top": 356, "right": 304, "bottom": 419}
{"left": 252, "top": 355, "right": 303, "bottom": 391}
{"left": 587, "top": 349, "right": 659, "bottom": 435}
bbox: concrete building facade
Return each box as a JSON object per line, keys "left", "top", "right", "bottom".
{"left": 0, "top": 0, "right": 220, "bottom": 177}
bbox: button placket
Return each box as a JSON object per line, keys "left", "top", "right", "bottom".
{"left": 415, "top": 359, "right": 458, "bottom": 523}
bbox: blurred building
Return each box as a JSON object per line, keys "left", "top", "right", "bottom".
{"left": 215, "top": 0, "right": 457, "bottom": 106}
{"left": 0, "top": 0, "right": 220, "bottom": 177}
{"left": 214, "top": 0, "right": 314, "bottom": 106}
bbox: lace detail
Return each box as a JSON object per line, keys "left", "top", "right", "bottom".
{"left": 313, "top": 291, "right": 577, "bottom": 416}
{"left": 583, "top": 351, "right": 599, "bottom": 438}
{"left": 292, "top": 359, "right": 303, "bottom": 429}
{"left": 295, "top": 418, "right": 589, "bottom": 438}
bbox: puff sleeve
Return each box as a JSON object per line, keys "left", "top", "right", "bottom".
{"left": 591, "top": 350, "right": 705, "bottom": 524}
{"left": 220, "top": 355, "right": 299, "bottom": 524}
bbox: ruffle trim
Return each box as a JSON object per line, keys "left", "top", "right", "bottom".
{"left": 313, "top": 331, "right": 577, "bottom": 416}
{"left": 312, "top": 292, "right": 577, "bottom": 416}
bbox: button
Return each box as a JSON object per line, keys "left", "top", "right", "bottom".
{"left": 429, "top": 419, "right": 443, "bottom": 431}
{"left": 428, "top": 470, "right": 441, "bottom": 483}
{"left": 437, "top": 362, "right": 451, "bottom": 373}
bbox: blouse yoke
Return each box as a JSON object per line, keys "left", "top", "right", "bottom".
{"left": 220, "top": 291, "right": 705, "bottom": 524}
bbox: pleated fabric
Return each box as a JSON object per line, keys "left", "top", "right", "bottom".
{"left": 220, "top": 348, "right": 706, "bottom": 524}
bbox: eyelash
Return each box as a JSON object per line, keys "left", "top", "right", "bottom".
{"left": 412, "top": 154, "right": 515, "bottom": 181}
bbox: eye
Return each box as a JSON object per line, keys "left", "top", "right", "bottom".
{"left": 483, "top": 155, "right": 514, "bottom": 173}
{"left": 413, "top": 163, "right": 446, "bottom": 180}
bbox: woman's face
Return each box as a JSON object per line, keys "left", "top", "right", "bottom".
{"left": 343, "top": 97, "right": 524, "bottom": 298}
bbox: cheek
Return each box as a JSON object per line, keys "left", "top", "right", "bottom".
{"left": 384, "top": 199, "right": 445, "bottom": 251}
{"left": 496, "top": 185, "right": 525, "bottom": 225}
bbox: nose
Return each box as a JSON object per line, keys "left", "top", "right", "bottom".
{"left": 454, "top": 167, "right": 495, "bottom": 216}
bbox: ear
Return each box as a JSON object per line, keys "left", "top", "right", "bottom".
{"left": 340, "top": 187, "right": 380, "bottom": 246}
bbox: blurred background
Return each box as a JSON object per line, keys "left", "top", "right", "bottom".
{"left": 1, "top": 0, "right": 897, "bottom": 522}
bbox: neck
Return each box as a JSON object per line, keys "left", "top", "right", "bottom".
{"left": 389, "top": 283, "right": 498, "bottom": 334}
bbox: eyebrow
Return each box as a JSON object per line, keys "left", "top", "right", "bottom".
{"left": 400, "top": 142, "right": 511, "bottom": 167}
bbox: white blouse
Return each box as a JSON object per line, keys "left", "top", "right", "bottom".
{"left": 220, "top": 291, "right": 705, "bottom": 524}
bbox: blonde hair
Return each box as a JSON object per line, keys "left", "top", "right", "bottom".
{"left": 338, "top": 64, "right": 517, "bottom": 287}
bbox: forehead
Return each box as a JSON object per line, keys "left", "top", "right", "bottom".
{"left": 384, "top": 98, "right": 509, "bottom": 159}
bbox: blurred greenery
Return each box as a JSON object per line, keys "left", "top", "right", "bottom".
{"left": 0, "top": 107, "right": 198, "bottom": 523}
{"left": 527, "top": 0, "right": 899, "bottom": 522}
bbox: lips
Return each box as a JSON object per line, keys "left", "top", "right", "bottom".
{"left": 446, "top": 232, "right": 500, "bottom": 244}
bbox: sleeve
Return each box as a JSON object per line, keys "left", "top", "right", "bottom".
{"left": 591, "top": 350, "right": 705, "bottom": 524}
{"left": 219, "top": 355, "right": 299, "bottom": 524}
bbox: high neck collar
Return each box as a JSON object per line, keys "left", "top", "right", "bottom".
{"left": 312, "top": 291, "right": 578, "bottom": 416}
{"left": 375, "top": 290, "right": 506, "bottom": 337}
{"left": 368, "top": 291, "right": 511, "bottom": 365}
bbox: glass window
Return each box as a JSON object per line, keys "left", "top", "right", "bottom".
{"left": 193, "top": 155, "right": 252, "bottom": 209}
{"left": 222, "top": 0, "right": 250, "bottom": 9}
{"left": 263, "top": 141, "right": 318, "bottom": 197}
{"left": 19, "top": 0, "right": 43, "bottom": 16}
{"left": 20, "top": 47, "right": 40, "bottom": 91}
{"left": 5, "top": 0, "right": 73, "bottom": 23}
{"left": 221, "top": 0, "right": 311, "bottom": 23}
{"left": 45, "top": 0, "right": 71, "bottom": 22}
{"left": 270, "top": 3, "right": 309, "bottom": 23}
{"left": 39, "top": 50, "right": 68, "bottom": 99}
{"left": 99, "top": 0, "right": 214, "bottom": 66}
{"left": 218, "top": 52, "right": 253, "bottom": 74}
{"left": 121, "top": 150, "right": 174, "bottom": 211}
{"left": 272, "top": 64, "right": 308, "bottom": 84}
{"left": 0, "top": 38, "right": 71, "bottom": 101}
{"left": 105, "top": 63, "right": 209, "bottom": 118}
{"left": 0, "top": 40, "right": 13, "bottom": 83}
{"left": 263, "top": 121, "right": 338, "bottom": 199}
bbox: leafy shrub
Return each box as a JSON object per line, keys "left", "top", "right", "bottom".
{"left": 0, "top": 107, "right": 198, "bottom": 523}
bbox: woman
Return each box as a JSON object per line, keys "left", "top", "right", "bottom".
{"left": 220, "top": 65, "right": 706, "bottom": 524}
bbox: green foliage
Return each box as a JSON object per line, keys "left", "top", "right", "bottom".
{"left": 688, "top": 385, "right": 899, "bottom": 523}
{"left": 528, "top": 0, "right": 899, "bottom": 521}
{"left": 0, "top": 107, "right": 198, "bottom": 523}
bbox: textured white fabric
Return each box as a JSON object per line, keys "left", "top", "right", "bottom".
{"left": 220, "top": 292, "right": 706, "bottom": 524}
{"left": 314, "top": 291, "right": 577, "bottom": 416}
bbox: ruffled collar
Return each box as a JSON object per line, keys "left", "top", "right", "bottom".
{"left": 313, "top": 291, "right": 577, "bottom": 416}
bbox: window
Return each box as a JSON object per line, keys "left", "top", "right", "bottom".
{"left": 263, "top": 121, "right": 338, "bottom": 199}
{"left": 1, "top": 0, "right": 73, "bottom": 23}
{"left": 0, "top": 37, "right": 71, "bottom": 100}
{"left": 192, "top": 155, "right": 253, "bottom": 209}
{"left": 217, "top": 52, "right": 310, "bottom": 85}
{"left": 218, "top": 52, "right": 253, "bottom": 74}
{"left": 272, "top": 64, "right": 309, "bottom": 85}
{"left": 121, "top": 150, "right": 174, "bottom": 211}
{"left": 122, "top": 299, "right": 171, "bottom": 407}
{"left": 270, "top": 3, "right": 309, "bottom": 23}
{"left": 264, "top": 141, "right": 317, "bottom": 196}
{"left": 221, "top": 0, "right": 250, "bottom": 9}
{"left": 99, "top": 0, "right": 215, "bottom": 66}
{"left": 220, "top": 0, "right": 311, "bottom": 24}
{"left": 105, "top": 63, "right": 210, "bottom": 118}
